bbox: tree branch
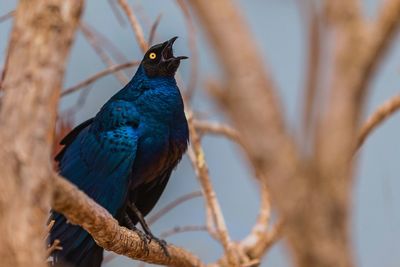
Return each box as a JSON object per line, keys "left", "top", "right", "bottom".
{"left": 147, "top": 191, "right": 203, "bottom": 225}
{"left": 240, "top": 182, "right": 272, "bottom": 258}
{"left": 193, "top": 120, "right": 243, "bottom": 147}
{"left": 300, "top": 0, "right": 322, "bottom": 135}
{"left": 188, "top": 2, "right": 302, "bottom": 221}
{"left": 188, "top": 1, "right": 367, "bottom": 267}
{"left": 176, "top": 0, "right": 199, "bottom": 101}
{"left": 52, "top": 175, "right": 206, "bottom": 267}
{"left": 80, "top": 22, "right": 129, "bottom": 84}
{"left": 117, "top": 0, "right": 148, "bottom": 52}
{"left": 0, "top": 10, "right": 14, "bottom": 23}
{"left": 187, "top": 112, "right": 240, "bottom": 266}
{"left": 148, "top": 14, "right": 162, "bottom": 45}
{"left": 61, "top": 61, "right": 139, "bottom": 96}
{"left": 0, "top": 1, "right": 83, "bottom": 266}
{"left": 160, "top": 225, "right": 208, "bottom": 239}
{"left": 357, "top": 95, "right": 400, "bottom": 150}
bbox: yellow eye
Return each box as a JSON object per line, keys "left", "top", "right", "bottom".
{"left": 149, "top": 52, "right": 157, "bottom": 60}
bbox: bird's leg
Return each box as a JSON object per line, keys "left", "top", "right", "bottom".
{"left": 123, "top": 213, "right": 150, "bottom": 255}
{"left": 126, "top": 202, "right": 154, "bottom": 237}
{"left": 127, "top": 201, "right": 170, "bottom": 257}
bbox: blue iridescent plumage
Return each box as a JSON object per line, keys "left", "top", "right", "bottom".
{"left": 50, "top": 37, "right": 189, "bottom": 267}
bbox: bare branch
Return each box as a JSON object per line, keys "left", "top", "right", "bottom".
{"left": 147, "top": 191, "right": 203, "bottom": 225}
{"left": 61, "top": 61, "right": 140, "bottom": 96}
{"left": 46, "top": 239, "right": 62, "bottom": 258}
{"left": 193, "top": 120, "right": 243, "bottom": 147}
{"left": 361, "top": 0, "right": 400, "bottom": 91}
{"left": 193, "top": 120, "right": 282, "bottom": 260}
{"left": 0, "top": 10, "right": 14, "bottom": 23}
{"left": 204, "top": 205, "right": 220, "bottom": 241}
{"left": 187, "top": 112, "right": 240, "bottom": 266}
{"left": 311, "top": 2, "right": 400, "bottom": 264}
{"left": 117, "top": 0, "right": 148, "bottom": 52}
{"left": 44, "top": 219, "right": 55, "bottom": 241}
{"left": 53, "top": 175, "right": 206, "bottom": 267}
{"left": 80, "top": 22, "right": 128, "bottom": 84}
{"left": 176, "top": 0, "right": 199, "bottom": 101}
{"left": 188, "top": 1, "right": 300, "bottom": 202}
{"left": 357, "top": 95, "right": 400, "bottom": 150}
{"left": 240, "top": 183, "right": 272, "bottom": 257}
{"left": 300, "top": 0, "right": 322, "bottom": 134}
{"left": 0, "top": 1, "right": 83, "bottom": 266}
{"left": 160, "top": 225, "right": 208, "bottom": 239}
{"left": 107, "top": 0, "right": 127, "bottom": 27}
{"left": 318, "top": 0, "right": 400, "bottom": 167}
{"left": 188, "top": 1, "right": 364, "bottom": 267}
{"left": 148, "top": 14, "right": 162, "bottom": 45}
{"left": 82, "top": 22, "right": 130, "bottom": 64}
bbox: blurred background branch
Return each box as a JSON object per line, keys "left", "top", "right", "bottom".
{"left": 0, "top": 1, "right": 83, "bottom": 266}
{"left": 1, "top": 0, "right": 400, "bottom": 267}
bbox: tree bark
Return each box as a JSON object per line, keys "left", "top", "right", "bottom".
{"left": 0, "top": 1, "right": 83, "bottom": 266}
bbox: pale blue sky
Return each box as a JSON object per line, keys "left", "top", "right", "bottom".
{"left": 1, "top": 1, "right": 399, "bottom": 266}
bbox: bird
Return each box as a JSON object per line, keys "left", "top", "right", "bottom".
{"left": 49, "top": 37, "right": 189, "bottom": 267}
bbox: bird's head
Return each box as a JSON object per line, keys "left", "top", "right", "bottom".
{"left": 141, "top": 37, "right": 188, "bottom": 78}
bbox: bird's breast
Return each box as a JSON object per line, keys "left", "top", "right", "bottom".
{"left": 130, "top": 123, "right": 187, "bottom": 187}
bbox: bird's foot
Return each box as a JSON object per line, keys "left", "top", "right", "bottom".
{"left": 131, "top": 226, "right": 152, "bottom": 255}
{"left": 145, "top": 232, "right": 170, "bottom": 258}
{"left": 124, "top": 203, "right": 170, "bottom": 257}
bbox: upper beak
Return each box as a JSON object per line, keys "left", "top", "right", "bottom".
{"left": 161, "top": 37, "right": 188, "bottom": 61}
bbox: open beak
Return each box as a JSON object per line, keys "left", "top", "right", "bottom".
{"left": 161, "top": 37, "right": 188, "bottom": 62}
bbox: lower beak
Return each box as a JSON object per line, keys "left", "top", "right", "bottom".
{"left": 162, "top": 37, "right": 188, "bottom": 62}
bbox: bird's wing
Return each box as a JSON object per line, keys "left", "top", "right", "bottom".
{"left": 55, "top": 118, "right": 94, "bottom": 162}
{"left": 51, "top": 102, "right": 140, "bottom": 266}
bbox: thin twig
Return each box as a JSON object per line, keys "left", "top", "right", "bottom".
{"left": 194, "top": 120, "right": 282, "bottom": 259}
{"left": 147, "top": 191, "right": 203, "bottom": 225}
{"left": 46, "top": 239, "right": 62, "bottom": 258}
{"left": 357, "top": 95, "right": 400, "bottom": 150}
{"left": 0, "top": 10, "right": 14, "bottom": 23}
{"left": 160, "top": 225, "right": 208, "bottom": 239}
{"left": 176, "top": 0, "right": 199, "bottom": 101}
{"left": 0, "top": 67, "right": 3, "bottom": 90}
{"left": 186, "top": 148, "right": 219, "bottom": 242}
{"left": 187, "top": 112, "right": 240, "bottom": 266}
{"left": 117, "top": 0, "right": 148, "bottom": 52}
{"left": 241, "top": 183, "right": 271, "bottom": 252}
{"left": 148, "top": 14, "right": 162, "bottom": 45}
{"left": 62, "top": 84, "right": 93, "bottom": 117}
{"left": 185, "top": 146, "right": 218, "bottom": 244}
{"left": 107, "top": 0, "right": 126, "bottom": 27}
{"left": 83, "top": 22, "right": 129, "bottom": 64}
{"left": 44, "top": 219, "right": 55, "bottom": 241}
{"left": 193, "top": 120, "right": 243, "bottom": 146}
{"left": 61, "top": 61, "right": 139, "bottom": 96}
{"left": 301, "top": 0, "right": 321, "bottom": 136}
{"left": 80, "top": 22, "right": 128, "bottom": 84}
{"left": 241, "top": 183, "right": 284, "bottom": 259}
{"left": 205, "top": 203, "right": 220, "bottom": 241}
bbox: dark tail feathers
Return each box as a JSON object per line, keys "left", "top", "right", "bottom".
{"left": 50, "top": 212, "right": 103, "bottom": 267}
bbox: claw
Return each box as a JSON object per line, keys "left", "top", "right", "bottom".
{"left": 146, "top": 232, "right": 170, "bottom": 257}
{"left": 125, "top": 203, "right": 170, "bottom": 257}
{"left": 132, "top": 227, "right": 151, "bottom": 256}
